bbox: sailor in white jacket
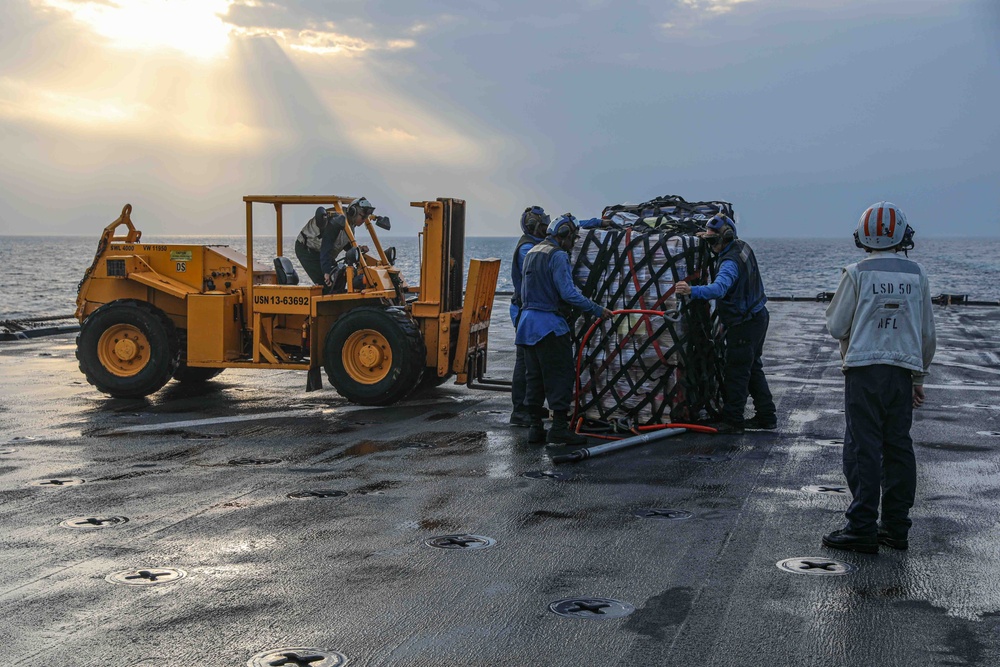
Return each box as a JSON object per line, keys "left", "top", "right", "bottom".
{"left": 822, "top": 202, "right": 936, "bottom": 554}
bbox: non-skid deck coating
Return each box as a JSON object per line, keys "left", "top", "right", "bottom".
{"left": 1, "top": 301, "right": 999, "bottom": 667}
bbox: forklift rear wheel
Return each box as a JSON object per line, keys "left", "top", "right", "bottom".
{"left": 77, "top": 300, "right": 180, "bottom": 398}
{"left": 324, "top": 307, "right": 425, "bottom": 405}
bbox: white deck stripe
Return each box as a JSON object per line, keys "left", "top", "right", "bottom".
{"left": 107, "top": 410, "right": 320, "bottom": 434}
{"left": 104, "top": 396, "right": 471, "bottom": 435}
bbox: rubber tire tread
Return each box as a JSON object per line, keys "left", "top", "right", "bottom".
{"left": 172, "top": 329, "right": 225, "bottom": 383}
{"left": 324, "top": 306, "right": 425, "bottom": 406}
{"left": 173, "top": 364, "right": 224, "bottom": 383}
{"left": 421, "top": 372, "right": 454, "bottom": 388}
{"left": 76, "top": 299, "right": 180, "bottom": 399}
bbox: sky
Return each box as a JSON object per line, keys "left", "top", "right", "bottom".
{"left": 0, "top": 0, "right": 997, "bottom": 238}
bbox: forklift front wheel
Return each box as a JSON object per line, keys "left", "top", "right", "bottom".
{"left": 324, "top": 307, "right": 425, "bottom": 405}
{"left": 77, "top": 300, "right": 180, "bottom": 399}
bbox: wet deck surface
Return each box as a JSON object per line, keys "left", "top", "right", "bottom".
{"left": 1, "top": 301, "right": 999, "bottom": 666}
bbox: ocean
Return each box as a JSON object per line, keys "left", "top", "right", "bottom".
{"left": 1, "top": 234, "right": 998, "bottom": 320}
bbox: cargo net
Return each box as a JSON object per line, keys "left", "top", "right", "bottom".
{"left": 569, "top": 195, "right": 730, "bottom": 427}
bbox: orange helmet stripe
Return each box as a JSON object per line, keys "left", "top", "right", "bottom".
{"left": 876, "top": 206, "right": 884, "bottom": 236}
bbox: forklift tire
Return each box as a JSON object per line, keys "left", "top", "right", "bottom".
{"left": 324, "top": 306, "right": 426, "bottom": 406}
{"left": 419, "top": 371, "right": 454, "bottom": 389}
{"left": 173, "top": 364, "right": 224, "bottom": 383}
{"left": 76, "top": 300, "right": 180, "bottom": 399}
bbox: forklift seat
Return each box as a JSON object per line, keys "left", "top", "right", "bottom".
{"left": 273, "top": 257, "right": 299, "bottom": 285}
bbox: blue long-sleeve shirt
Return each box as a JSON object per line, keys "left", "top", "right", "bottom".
{"left": 689, "top": 259, "right": 738, "bottom": 301}
{"left": 509, "top": 236, "right": 540, "bottom": 326}
{"left": 516, "top": 244, "right": 603, "bottom": 346}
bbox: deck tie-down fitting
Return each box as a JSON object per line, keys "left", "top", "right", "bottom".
{"left": 797, "top": 560, "right": 840, "bottom": 571}
{"left": 76, "top": 517, "right": 113, "bottom": 526}
{"left": 125, "top": 570, "right": 172, "bottom": 582}
{"left": 441, "top": 536, "right": 481, "bottom": 548}
{"left": 268, "top": 653, "right": 325, "bottom": 666}
{"left": 567, "top": 600, "right": 612, "bottom": 615}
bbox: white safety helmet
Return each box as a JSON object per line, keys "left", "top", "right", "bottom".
{"left": 854, "top": 201, "right": 909, "bottom": 251}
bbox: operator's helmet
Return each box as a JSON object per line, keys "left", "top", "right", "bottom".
{"left": 854, "top": 201, "right": 908, "bottom": 250}
{"left": 705, "top": 213, "right": 737, "bottom": 240}
{"left": 313, "top": 206, "right": 328, "bottom": 226}
{"left": 520, "top": 206, "right": 550, "bottom": 236}
{"left": 547, "top": 213, "right": 579, "bottom": 240}
{"left": 347, "top": 197, "right": 375, "bottom": 220}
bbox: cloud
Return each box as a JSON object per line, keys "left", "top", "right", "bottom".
{"left": 681, "top": 0, "right": 756, "bottom": 16}
{"left": 233, "top": 23, "right": 415, "bottom": 56}
{"left": 660, "top": 0, "right": 757, "bottom": 31}
{"left": 34, "top": 0, "right": 234, "bottom": 60}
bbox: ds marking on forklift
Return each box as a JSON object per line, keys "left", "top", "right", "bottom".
{"left": 29, "top": 478, "right": 85, "bottom": 487}
{"left": 425, "top": 534, "right": 497, "bottom": 551}
{"left": 776, "top": 558, "right": 856, "bottom": 576}
{"left": 60, "top": 516, "right": 129, "bottom": 529}
{"left": 549, "top": 597, "right": 635, "bottom": 619}
{"left": 247, "top": 647, "right": 347, "bottom": 667}
{"left": 106, "top": 568, "right": 187, "bottom": 586}
{"left": 633, "top": 508, "right": 694, "bottom": 520}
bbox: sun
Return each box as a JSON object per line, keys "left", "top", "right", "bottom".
{"left": 41, "top": 0, "right": 234, "bottom": 60}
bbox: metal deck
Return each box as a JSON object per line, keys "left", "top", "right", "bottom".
{"left": 1, "top": 300, "right": 998, "bottom": 666}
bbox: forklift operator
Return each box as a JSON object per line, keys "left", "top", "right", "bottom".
{"left": 294, "top": 206, "right": 333, "bottom": 285}
{"left": 320, "top": 197, "right": 374, "bottom": 294}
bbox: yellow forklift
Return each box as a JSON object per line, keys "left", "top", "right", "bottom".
{"left": 75, "top": 195, "right": 505, "bottom": 405}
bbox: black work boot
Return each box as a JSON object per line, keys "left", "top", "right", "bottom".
{"left": 509, "top": 411, "right": 533, "bottom": 427}
{"left": 527, "top": 419, "right": 547, "bottom": 444}
{"left": 704, "top": 420, "right": 745, "bottom": 435}
{"left": 745, "top": 415, "right": 777, "bottom": 430}
{"left": 822, "top": 527, "right": 878, "bottom": 554}
{"left": 877, "top": 525, "right": 909, "bottom": 550}
{"left": 546, "top": 415, "right": 588, "bottom": 447}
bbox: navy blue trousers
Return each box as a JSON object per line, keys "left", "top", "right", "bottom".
{"left": 843, "top": 364, "right": 916, "bottom": 535}
{"left": 512, "top": 344, "right": 527, "bottom": 413}
{"left": 720, "top": 308, "right": 776, "bottom": 425}
{"left": 521, "top": 332, "right": 575, "bottom": 416}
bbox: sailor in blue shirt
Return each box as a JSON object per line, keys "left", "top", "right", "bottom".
{"left": 517, "top": 214, "right": 613, "bottom": 445}
{"left": 676, "top": 214, "right": 776, "bottom": 434}
{"left": 508, "top": 206, "right": 550, "bottom": 427}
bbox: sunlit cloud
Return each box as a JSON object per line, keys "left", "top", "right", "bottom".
{"left": 0, "top": 75, "right": 262, "bottom": 149}
{"left": 0, "top": 76, "right": 146, "bottom": 126}
{"left": 233, "top": 23, "right": 416, "bottom": 56}
{"left": 35, "top": 0, "right": 235, "bottom": 60}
